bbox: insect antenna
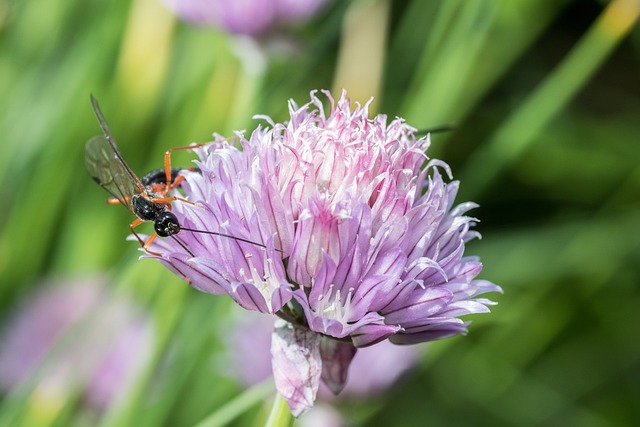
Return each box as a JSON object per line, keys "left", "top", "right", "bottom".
{"left": 170, "top": 235, "right": 195, "bottom": 257}
{"left": 180, "top": 227, "right": 285, "bottom": 254}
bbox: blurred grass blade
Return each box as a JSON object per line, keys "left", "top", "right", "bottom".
{"left": 192, "top": 380, "right": 274, "bottom": 427}
{"left": 97, "top": 282, "right": 188, "bottom": 427}
{"left": 332, "top": 0, "right": 390, "bottom": 111}
{"left": 402, "top": 0, "right": 499, "bottom": 124}
{"left": 460, "top": 0, "right": 640, "bottom": 197}
{"left": 394, "top": 0, "right": 568, "bottom": 128}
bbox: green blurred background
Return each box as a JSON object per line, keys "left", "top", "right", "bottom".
{"left": 0, "top": 0, "right": 639, "bottom": 426}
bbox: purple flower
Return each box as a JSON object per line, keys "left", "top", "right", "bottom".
{"left": 0, "top": 279, "right": 154, "bottom": 412}
{"left": 147, "top": 90, "right": 501, "bottom": 415}
{"left": 162, "top": 0, "right": 330, "bottom": 36}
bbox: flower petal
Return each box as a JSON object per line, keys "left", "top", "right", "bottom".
{"left": 351, "top": 322, "right": 403, "bottom": 348}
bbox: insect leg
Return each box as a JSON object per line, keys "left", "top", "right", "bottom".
{"left": 142, "top": 232, "right": 163, "bottom": 256}
{"left": 150, "top": 195, "right": 203, "bottom": 209}
{"left": 130, "top": 218, "right": 147, "bottom": 247}
{"left": 130, "top": 218, "right": 162, "bottom": 256}
{"left": 163, "top": 136, "right": 238, "bottom": 190}
{"left": 163, "top": 144, "right": 201, "bottom": 192}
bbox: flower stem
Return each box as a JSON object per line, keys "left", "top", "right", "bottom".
{"left": 193, "top": 380, "right": 275, "bottom": 427}
{"left": 264, "top": 392, "right": 293, "bottom": 427}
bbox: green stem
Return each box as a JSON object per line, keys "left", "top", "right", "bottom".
{"left": 264, "top": 392, "right": 293, "bottom": 427}
{"left": 192, "top": 380, "right": 275, "bottom": 427}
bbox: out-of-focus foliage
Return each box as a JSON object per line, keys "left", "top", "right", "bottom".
{"left": 0, "top": 0, "right": 638, "bottom": 426}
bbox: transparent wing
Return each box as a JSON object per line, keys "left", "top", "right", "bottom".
{"left": 85, "top": 95, "right": 147, "bottom": 213}
{"left": 85, "top": 135, "right": 145, "bottom": 214}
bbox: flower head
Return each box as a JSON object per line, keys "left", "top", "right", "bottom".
{"left": 163, "top": 0, "right": 330, "bottom": 36}
{"left": 147, "top": 90, "right": 501, "bottom": 415}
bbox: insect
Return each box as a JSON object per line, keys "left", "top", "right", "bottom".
{"left": 85, "top": 95, "right": 268, "bottom": 257}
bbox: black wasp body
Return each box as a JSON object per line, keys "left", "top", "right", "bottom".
{"left": 141, "top": 167, "right": 183, "bottom": 188}
{"left": 139, "top": 167, "right": 184, "bottom": 237}
{"left": 130, "top": 193, "right": 180, "bottom": 237}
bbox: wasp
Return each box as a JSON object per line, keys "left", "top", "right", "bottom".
{"left": 85, "top": 96, "right": 268, "bottom": 257}
{"left": 84, "top": 96, "right": 197, "bottom": 255}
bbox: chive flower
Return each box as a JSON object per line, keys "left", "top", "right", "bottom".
{"left": 163, "top": 0, "right": 330, "bottom": 36}
{"left": 148, "top": 90, "right": 501, "bottom": 415}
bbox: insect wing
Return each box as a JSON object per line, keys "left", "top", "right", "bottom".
{"left": 85, "top": 135, "right": 145, "bottom": 213}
